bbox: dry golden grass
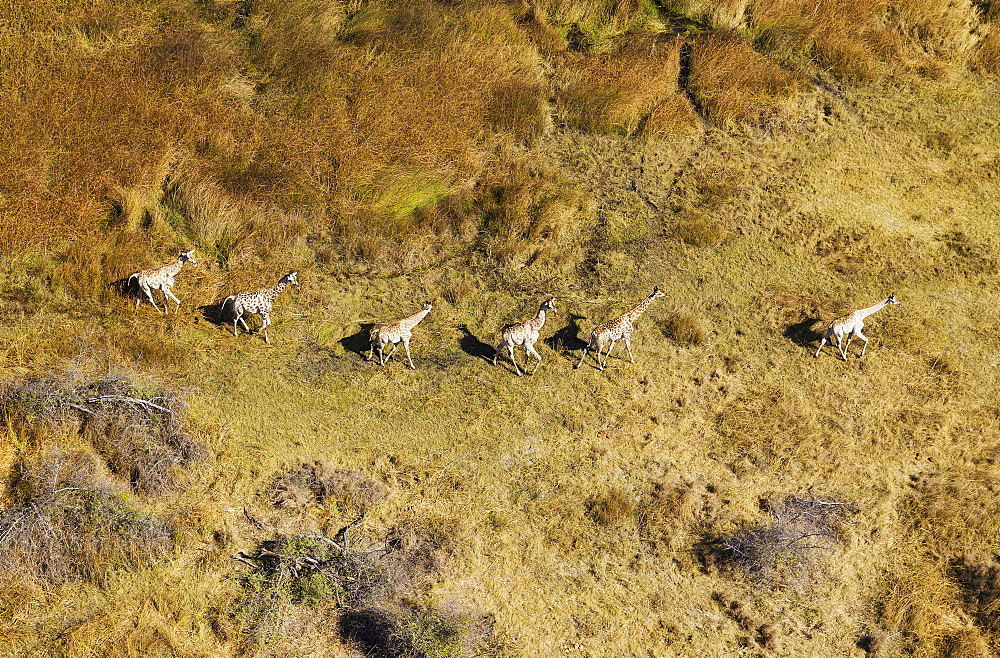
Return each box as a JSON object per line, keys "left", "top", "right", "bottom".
{"left": 687, "top": 35, "right": 804, "bottom": 126}
{"left": 2, "top": 0, "right": 1000, "bottom": 656}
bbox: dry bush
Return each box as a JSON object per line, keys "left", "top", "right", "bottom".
{"left": 879, "top": 562, "right": 993, "bottom": 658}
{"left": 270, "top": 462, "right": 388, "bottom": 515}
{"left": 660, "top": 310, "right": 709, "bottom": 345}
{"left": 233, "top": 518, "right": 483, "bottom": 656}
{"left": 556, "top": 34, "right": 694, "bottom": 137}
{"left": 687, "top": 36, "right": 804, "bottom": 127}
{"left": 670, "top": 209, "right": 726, "bottom": 247}
{"left": 711, "top": 496, "right": 855, "bottom": 587}
{"left": 0, "top": 450, "right": 172, "bottom": 591}
{"left": 587, "top": 487, "right": 636, "bottom": 526}
{"left": 660, "top": 0, "right": 752, "bottom": 31}
{"left": 1, "top": 375, "right": 203, "bottom": 494}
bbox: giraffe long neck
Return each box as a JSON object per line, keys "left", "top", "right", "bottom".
{"left": 856, "top": 298, "right": 890, "bottom": 320}
{"left": 623, "top": 296, "right": 656, "bottom": 323}
{"left": 401, "top": 308, "right": 431, "bottom": 330}
{"left": 163, "top": 258, "right": 186, "bottom": 277}
{"left": 528, "top": 307, "right": 548, "bottom": 331}
{"left": 267, "top": 280, "right": 288, "bottom": 302}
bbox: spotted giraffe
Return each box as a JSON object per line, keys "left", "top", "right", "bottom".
{"left": 814, "top": 293, "right": 900, "bottom": 360}
{"left": 128, "top": 250, "right": 197, "bottom": 313}
{"left": 493, "top": 297, "right": 556, "bottom": 377}
{"left": 575, "top": 287, "right": 666, "bottom": 371}
{"left": 366, "top": 302, "right": 433, "bottom": 369}
{"left": 222, "top": 271, "right": 299, "bottom": 345}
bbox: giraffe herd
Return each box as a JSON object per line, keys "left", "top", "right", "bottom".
{"left": 125, "top": 250, "right": 900, "bottom": 371}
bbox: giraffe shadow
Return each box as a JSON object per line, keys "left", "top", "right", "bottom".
{"left": 458, "top": 325, "right": 495, "bottom": 362}
{"left": 197, "top": 300, "right": 238, "bottom": 328}
{"left": 106, "top": 276, "right": 140, "bottom": 303}
{"left": 339, "top": 324, "right": 376, "bottom": 359}
{"left": 784, "top": 317, "right": 825, "bottom": 349}
{"left": 544, "top": 315, "right": 590, "bottom": 360}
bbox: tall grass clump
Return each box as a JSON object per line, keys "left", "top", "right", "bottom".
{"left": 557, "top": 33, "right": 697, "bottom": 137}
{"left": 687, "top": 36, "right": 804, "bottom": 126}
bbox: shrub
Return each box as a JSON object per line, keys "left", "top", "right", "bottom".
{"left": 556, "top": 33, "right": 689, "bottom": 137}
{"left": 270, "top": 462, "right": 388, "bottom": 515}
{"left": 1, "top": 375, "right": 204, "bottom": 494}
{"left": 712, "top": 496, "right": 855, "bottom": 586}
{"left": 0, "top": 451, "right": 173, "bottom": 590}
{"left": 687, "top": 36, "right": 804, "bottom": 127}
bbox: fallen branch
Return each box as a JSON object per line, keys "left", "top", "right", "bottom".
{"left": 85, "top": 395, "right": 174, "bottom": 415}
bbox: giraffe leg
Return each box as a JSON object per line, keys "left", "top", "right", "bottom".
{"left": 837, "top": 333, "right": 849, "bottom": 360}
{"left": 141, "top": 284, "right": 161, "bottom": 312}
{"left": 403, "top": 338, "right": 415, "bottom": 369}
{"left": 601, "top": 340, "right": 618, "bottom": 370}
{"left": 493, "top": 340, "right": 507, "bottom": 367}
{"left": 857, "top": 331, "right": 869, "bottom": 358}
{"left": 260, "top": 312, "right": 271, "bottom": 345}
{"left": 574, "top": 346, "right": 589, "bottom": 370}
{"left": 508, "top": 343, "right": 523, "bottom": 377}
{"left": 238, "top": 315, "right": 252, "bottom": 334}
{"left": 163, "top": 287, "right": 181, "bottom": 314}
{"left": 382, "top": 342, "right": 398, "bottom": 365}
{"left": 814, "top": 335, "right": 828, "bottom": 358}
{"left": 525, "top": 342, "right": 542, "bottom": 375}
{"left": 624, "top": 336, "right": 635, "bottom": 364}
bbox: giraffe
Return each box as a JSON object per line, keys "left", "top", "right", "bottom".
{"left": 128, "top": 250, "right": 197, "bottom": 313}
{"left": 222, "top": 271, "right": 299, "bottom": 345}
{"left": 493, "top": 297, "right": 556, "bottom": 377}
{"left": 814, "top": 293, "right": 900, "bottom": 360}
{"left": 575, "top": 287, "right": 666, "bottom": 371}
{"left": 366, "top": 302, "right": 433, "bottom": 369}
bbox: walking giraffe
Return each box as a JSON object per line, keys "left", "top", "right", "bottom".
{"left": 367, "top": 302, "right": 433, "bottom": 369}
{"left": 493, "top": 297, "right": 556, "bottom": 377}
{"left": 128, "top": 250, "right": 197, "bottom": 313}
{"left": 222, "top": 272, "right": 299, "bottom": 345}
{"left": 575, "top": 287, "right": 666, "bottom": 371}
{"left": 814, "top": 293, "right": 900, "bottom": 360}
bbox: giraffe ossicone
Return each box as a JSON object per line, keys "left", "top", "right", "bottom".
{"left": 493, "top": 297, "right": 556, "bottom": 377}
{"left": 128, "top": 250, "right": 197, "bottom": 313}
{"left": 814, "top": 293, "right": 900, "bottom": 360}
{"left": 223, "top": 271, "right": 299, "bottom": 345}
{"left": 367, "top": 301, "right": 433, "bottom": 369}
{"left": 575, "top": 287, "right": 666, "bottom": 371}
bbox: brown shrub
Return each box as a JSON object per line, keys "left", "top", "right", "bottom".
{"left": 270, "top": 462, "right": 388, "bottom": 515}
{"left": 1, "top": 375, "right": 203, "bottom": 494}
{"left": 712, "top": 496, "right": 855, "bottom": 587}
{"left": 671, "top": 209, "right": 727, "bottom": 247}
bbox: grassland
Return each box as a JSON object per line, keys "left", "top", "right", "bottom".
{"left": 2, "top": 0, "right": 1000, "bottom": 656}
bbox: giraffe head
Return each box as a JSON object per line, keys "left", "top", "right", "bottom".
{"left": 887, "top": 293, "right": 900, "bottom": 305}
{"left": 180, "top": 250, "right": 197, "bottom": 265}
{"left": 282, "top": 271, "right": 300, "bottom": 288}
{"left": 421, "top": 301, "right": 433, "bottom": 312}
{"left": 649, "top": 286, "right": 666, "bottom": 300}
{"left": 541, "top": 297, "right": 557, "bottom": 315}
